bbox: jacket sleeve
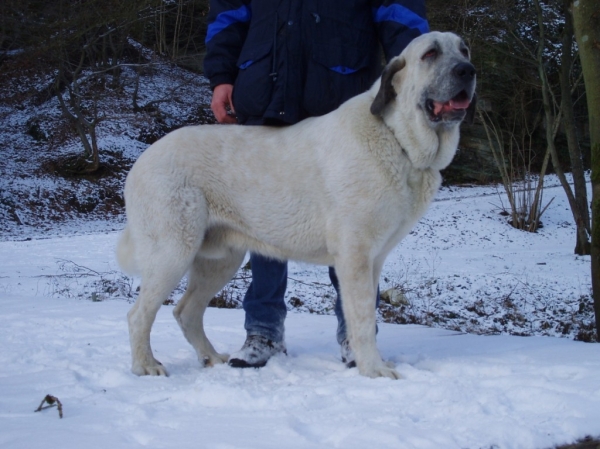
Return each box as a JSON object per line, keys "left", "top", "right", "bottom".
{"left": 371, "top": 0, "right": 429, "bottom": 62}
{"left": 203, "top": 0, "right": 252, "bottom": 89}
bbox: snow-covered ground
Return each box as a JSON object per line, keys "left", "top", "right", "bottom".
{"left": 1, "top": 177, "right": 598, "bottom": 449}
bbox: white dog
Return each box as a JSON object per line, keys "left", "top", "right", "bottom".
{"left": 117, "top": 31, "right": 476, "bottom": 379}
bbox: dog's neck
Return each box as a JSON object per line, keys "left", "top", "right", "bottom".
{"left": 380, "top": 104, "right": 460, "bottom": 171}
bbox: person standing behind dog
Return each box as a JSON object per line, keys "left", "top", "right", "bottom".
{"left": 204, "top": 1, "right": 429, "bottom": 368}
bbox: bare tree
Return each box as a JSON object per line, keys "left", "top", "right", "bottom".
{"left": 428, "top": 0, "right": 591, "bottom": 251}
{"left": 48, "top": 1, "right": 131, "bottom": 173}
{"left": 572, "top": 0, "right": 600, "bottom": 340}
{"left": 55, "top": 52, "right": 104, "bottom": 174}
{"left": 560, "top": 0, "right": 590, "bottom": 254}
{"left": 532, "top": 0, "right": 590, "bottom": 254}
{"left": 479, "top": 97, "right": 553, "bottom": 232}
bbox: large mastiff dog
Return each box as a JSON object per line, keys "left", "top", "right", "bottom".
{"left": 117, "top": 31, "right": 476, "bottom": 379}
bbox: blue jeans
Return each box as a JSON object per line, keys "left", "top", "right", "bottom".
{"left": 243, "top": 254, "right": 378, "bottom": 344}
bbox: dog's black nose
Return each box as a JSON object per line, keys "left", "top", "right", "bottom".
{"left": 453, "top": 62, "right": 476, "bottom": 82}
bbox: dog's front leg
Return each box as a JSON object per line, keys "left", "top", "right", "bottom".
{"left": 336, "top": 255, "right": 400, "bottom": 379}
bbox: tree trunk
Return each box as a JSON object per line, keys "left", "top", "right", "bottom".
{"left": 572, "top": 0, "right": 600, "bottom": 340}
{"left": 533, "top": 0, "right": 587, "bottom": 253}
{"left": 561, "top": 0, "right": 591, "bottom": 255}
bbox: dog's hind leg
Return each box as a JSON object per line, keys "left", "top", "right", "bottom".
{"left": 127, "top": 221, "right": 204, "bottom": 375}
{"left": 335, "top": 253, "right": 401, "bottom": 380}
{"left": 128, "top": 256, "right": 191, "bottom": 376}
{"left": 125, "top": 183, "right": 208, "bottom": 376}
{"left": 173, "top": 249, "right": 245, "bottom": 367}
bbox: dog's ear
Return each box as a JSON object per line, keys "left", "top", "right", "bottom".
{"left": 465, "top": 92, "right": 477, "bottom": 125}
{"left": 370, "top": 57, "right": 405, "bottom": 116}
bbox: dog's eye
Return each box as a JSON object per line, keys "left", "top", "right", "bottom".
{"left": 422, "top": 49, "right": 437, "bottom": 60}
{"left": 461, "top": 48, "right": 470, "bottom": 58}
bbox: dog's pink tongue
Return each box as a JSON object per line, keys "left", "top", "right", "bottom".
{"left": 450, "top": 97, "right": 471, "bottom": 109}
{"left": 433, "top": 98, "right": 471, "bottom": 115}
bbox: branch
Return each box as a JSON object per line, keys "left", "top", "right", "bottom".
{"left": 34, "top": 395, "right": 63, "bottom": 419}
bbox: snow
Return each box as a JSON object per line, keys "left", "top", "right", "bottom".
{"left": 1, "top": 178, "right": 599, "bottom": 449}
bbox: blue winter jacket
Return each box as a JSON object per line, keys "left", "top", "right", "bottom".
{"left": 204, "top": 0, "right": 429, "bottom": 125}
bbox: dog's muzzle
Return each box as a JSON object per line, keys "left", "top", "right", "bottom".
{"left": 426, "top": 62, "right": 476, "bottom": 123}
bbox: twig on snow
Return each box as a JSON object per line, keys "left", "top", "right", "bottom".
{"left": 34, "top": 394, "right": 63, "bottom": 419}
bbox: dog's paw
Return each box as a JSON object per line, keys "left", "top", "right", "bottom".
{"left": 359, "top": 362, "right": 402, "bottom": 380}
{"left": 202, "top": 353, "right": 229, "bottom": 367}
{"left": 131, "top": 359, "right": 169, "bottom": 376}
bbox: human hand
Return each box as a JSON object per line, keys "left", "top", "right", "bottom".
{"left": 211, "top": 84, "right": 236, "bottom": 124}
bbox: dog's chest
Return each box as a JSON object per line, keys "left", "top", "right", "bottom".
{"left": 391, "top": 166, "right": 440, "bottom": 209}
{"left": 384, "top": 168, "right": 441, "bottom": 238}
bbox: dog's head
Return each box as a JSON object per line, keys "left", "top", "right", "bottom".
{"left": 370, "top": 32, "right": 476, "bottom": 170}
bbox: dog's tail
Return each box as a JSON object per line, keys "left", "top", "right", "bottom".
{"left": 116, "top": 226, "right": 138, "bottom": 275}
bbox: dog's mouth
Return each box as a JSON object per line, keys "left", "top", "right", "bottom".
{"left": 425, "top": 90, "right": 471, "bottom": 123}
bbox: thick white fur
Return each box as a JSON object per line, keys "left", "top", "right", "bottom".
{"left": 117, "top": 32, "right": 475, "bottom": 379}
